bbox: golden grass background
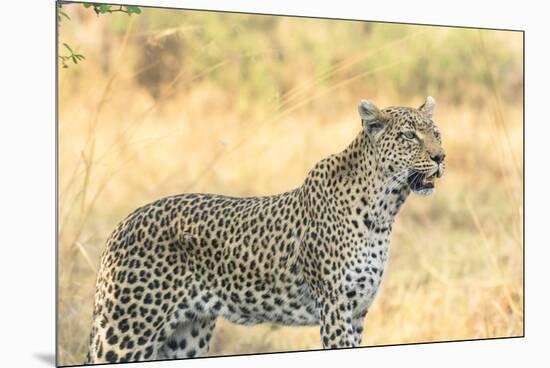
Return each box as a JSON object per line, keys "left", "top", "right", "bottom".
{"left": 57, "top": 4, "right": 523, "bottom": 365}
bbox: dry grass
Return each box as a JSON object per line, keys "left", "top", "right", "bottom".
{"left": 57, "top": 5, "right": 523, "bottom": 366}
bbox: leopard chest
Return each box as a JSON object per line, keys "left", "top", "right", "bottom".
{"left": 343, "top": 222, "right": 392, "bottom": 316}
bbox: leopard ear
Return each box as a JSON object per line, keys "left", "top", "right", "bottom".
{"left": 358, "top": 99, "right": 386, "bottom": 138}
{"left": 419, "top": 96, "right": 436, "bottom": 118}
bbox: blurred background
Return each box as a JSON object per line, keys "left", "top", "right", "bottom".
{"left": 57, "top": 3, "right": 523, "bottom": 366}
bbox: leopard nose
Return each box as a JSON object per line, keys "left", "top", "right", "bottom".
{"left": 431, "top": 152, "right": 445, "bottom": 163}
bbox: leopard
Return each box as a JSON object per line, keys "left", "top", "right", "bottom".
{"left": 85, "top": 97, "right": 445, "bottom": 364}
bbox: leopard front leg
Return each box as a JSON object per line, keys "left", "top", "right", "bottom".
{"left": 351, "top": 312, "right": 367, "bottom": 346}
{"left": 318, "top": 296, "right": 357, "bottom": 349}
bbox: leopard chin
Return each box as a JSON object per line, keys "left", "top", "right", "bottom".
{"left": 413, "top": 187, "right": 435, "bottom": 196}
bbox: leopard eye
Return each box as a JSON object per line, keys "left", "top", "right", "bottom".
{"left": 403, "top": 131, "right": 416, "bottom": 139}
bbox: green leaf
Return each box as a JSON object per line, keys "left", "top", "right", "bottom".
{"left": 125, "top": 6, "right": 141, "bottom": 15}
{"left": 83, "top": 3, "right": 92, "bottom": 8}
{"left": 63, "top": 43, "right": 73, "bottom": 53}
{"left": 99, "top": 4, "right": 111, "bottom": 13}
{"left": 71, "top": 55, "right": 78, "bottom": 64}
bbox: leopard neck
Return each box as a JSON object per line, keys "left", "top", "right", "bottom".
{"left": 333, "top": 130, "right": 411, "bottom": 225}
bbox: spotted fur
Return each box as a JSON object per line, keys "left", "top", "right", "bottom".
{"left": 85, "top": 97, "right": 446, "bottom": 363}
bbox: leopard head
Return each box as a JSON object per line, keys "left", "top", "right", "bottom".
{"left": 358, "top": 96, "right": 445, "bottom": 196}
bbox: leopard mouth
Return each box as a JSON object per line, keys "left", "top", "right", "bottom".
{"left": 407, "top": 170, "right": 437, "bottom": 194}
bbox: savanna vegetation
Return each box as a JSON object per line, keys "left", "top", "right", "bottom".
{"left": 57, "top": 4, "right": 523, "bottom": 365}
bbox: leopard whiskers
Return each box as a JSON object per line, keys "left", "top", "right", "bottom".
{"left": 383, "top": 170, "right": 410, "bottom": 194}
